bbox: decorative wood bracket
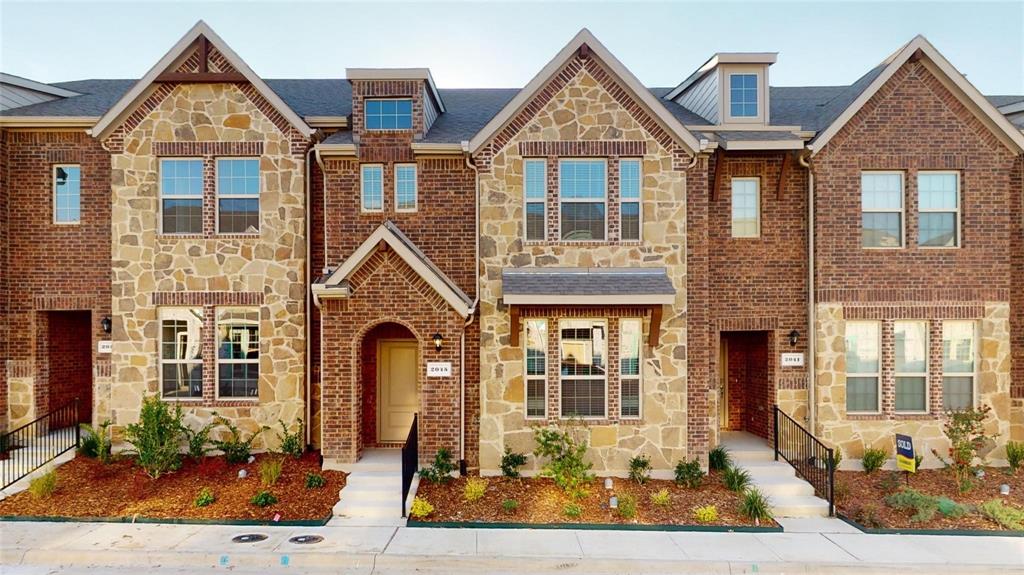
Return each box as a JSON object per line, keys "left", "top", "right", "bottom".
{"left": 711, "top": 148, "right": 724, "bottom": 201}
{"left": 509, "top": 305, "right": 521, "bottom": 347}
{"left": 777, "top": 151, "right": 793, "bottom": 200}
{"left": 649, "top": 305, "right": 663, "bottom": 347}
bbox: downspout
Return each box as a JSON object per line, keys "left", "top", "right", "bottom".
{"left": 798, "top": 150, "right": 815, "bottom": 433}
{"left": 304, "top": 144, "right": 314, "bottom": 447}
{"left": 460, "top": 140, "right": 480, "bottom": 471}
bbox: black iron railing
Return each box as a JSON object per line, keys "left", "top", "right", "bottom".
{"left": 0, "top": 399, "right": 80, "bottom": 490}
{"left": 400, "top": 413, "right": 418, "bottom": 517}
{"left": 773, "top": 405, "right": 834, "bottom": 516}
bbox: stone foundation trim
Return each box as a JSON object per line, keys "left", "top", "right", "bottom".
{"left": 817, "top": 288, "right": 1008, "bottom": 303}
{"left": 518, "top": 140, "right": 647, "bottom": 157}
{"left": 151, "top": 291, "right": 264, "bottom": 306}
{"left": 153, "top": 141, "right": 264, "bottom": 156}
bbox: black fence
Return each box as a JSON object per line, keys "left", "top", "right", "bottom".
{"left": 773, "top": 405, "right": 834, "bottom": 516}
{"left": 400, "top": 413, "right": 418, "bottom": 518}
{"left": 0, "top": 399, "right": 80, "bottom": 490}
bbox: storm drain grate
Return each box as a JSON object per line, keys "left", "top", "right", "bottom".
{"left": 231, "top": 533, "right": 269, "bottom": 543}
{"left": 288, "top": 535, "right": 324, "bottom": 545}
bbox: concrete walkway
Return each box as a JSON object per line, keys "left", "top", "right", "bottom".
{"left": 1, "top": 520, "right": 1022, "bottom": 573}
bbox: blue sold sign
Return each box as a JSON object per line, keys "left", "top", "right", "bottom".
{"left": 896, "top": 433, "right": 916, "bottom": 473}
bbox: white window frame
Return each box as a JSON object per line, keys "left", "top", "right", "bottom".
{"left": 558, "top": 158, "right": 608, "bottom": 242}
{"left": 394, "top": 163, "right": 418, "bottom": 213}
{"left": 730, "top": 176, "right": 761, "bottom": 238}
{"left": 158, "top": 157, "right": 204, "bottom": 235}
{"left": 917, "top": 170, "right": 961, "bottom": 249}
{"left": 861, "top": 171, "right": 905, "bottom": 249}
{"left": 524, "top": 318, "right": 548, "bottom": 420}
{"left": 619, "top": 317, "right": 643, "bottom": 420}
{"left": 52, "top": 164, "right": 81, "bottom": 225}
{"left": 158, "top": 307, "right": 204, "bottom": 401}
{"left": 214, "top": 157, "right": 260, "bottom": 234}
{"left": 845, "top": 321, "right": 881, "bottom": 414}
{"left": 524, "top": 158, "right": 547, "bottom": 242}
{"left": 619, "top": 158, "right": 642, "bottom": 242}
{"left": 360, "top": 164, "right": 384, "bottom": 213}
{"left": 215, "top": 306, "right": 261, "bottom": 401}
{"left": 941, "top": 320, "right": 977, "bottom": 410}
{"left": 557, "top": 318, "right": 608, "bottom": 420}
{"left": 894, "top": 320, "right": 929, "bottom": 414}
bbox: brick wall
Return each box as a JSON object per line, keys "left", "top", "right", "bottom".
{"left": 350, "top": 79, "right": 426, "bottom": 139}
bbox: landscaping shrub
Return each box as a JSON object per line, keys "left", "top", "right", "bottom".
{"left": 259, "top": 457, "right": 283, "bottom": 487}
{"left": 410, "top": 497, "right": 434, "bottom": 518}
{"left": 828, "top": 448, "right": 843, "bottom": 470}
{"left": 932, "top": 405, "right": 996, "bottom": 493}
{"left": 502, "top": 498, "right": 519, "bottom": 514}
{"left": 418, "top": 448, "right": 456, "bottom": 484}
{"left": 1006, "top": 441, "right": 1024, "bottom": 474}
{"left": 563, "top": 502, "right": 582, "bottom": 518}
{"left": 194, "top": 487, "right": 215, "bottom": 508}
{"left": 275, "top": 418, "right": 304, "bottom": 459}
{"left": 304, "top": 472, "right": 326, "bottom": 489}
{"left": 693, "top": 504, "right": 718, "bottom": 523}
{"left": 708, "top": 445, "right": 731, "bottom": 471}
{"left": 124, "top": 395, "right": 184, "bottom": 479}
{"left": 739, "top": 488, "right": 772, "bottom": 524}
{"left": 182, "top": 421, "right": 215, "bottom": 462}
{"left": 650, "top": 488, "right": 671, "bottom": 507}
{"left": 861, "top": 448, "right": 887, "bottom": 474}
{"left": 533, "top": 424, "right": 594, "bottom": 500}
{"left": 848, "top": 502, "right": 883, "bottom": 528}
{"left": 250, "top": 490, "right": 278, "bottom": 508}
{"left": 978, "top": 499, "right": 1024, "bottom": 530}
{"left": 879, "top": 471, "right": 902, "bottom": 494}
{"left": 628, "top": 454, "right": 652, "bottom": 485}
{"left": 213, "top": 416, "right": 267, "bottom": 465}
{"left": 617, "top": 493, "right": 637, "bottom": 520}
{"left": 28, "top": 469, "right": 58, "bottom": 499}
{"left": 884, "top": 488, "right": 939, "bottom": 522}
{"left": 674, "top": 459, "right": 705, "bottom": 488}
{"left": 500, "top": 448, "right": 527, "bottom": 478}
{"left": 722, "top": 466, "right": 751, "bottom": 492}
{"left": 936, "top": 496, "right": 969, "bottom": 519}
{"left": 834, "top": 479, "right": 851, "bottom": 502}
{"left": 914, "top": 454, "right": 924, "bottom": 470}
{"left": 79, "top": 420, "right": 113, "bottom": 464}
{"left": 463, "top": 477, "right": 488, "bottom": 502}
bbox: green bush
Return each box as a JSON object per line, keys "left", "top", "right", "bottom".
{"left": 124, "top": 396, "right": 184, "bottom": 479}
{"left": 861, "top": 448, "right": 887, "bottom": 474}
{"left": 28, "top": 469, "right": 58, "bottom": 499}
{"left": 212, "top": 416, "right": 267, "bottom": 465}
{"left": 722, "top": 466, "right": 751, "bottom": 492}
{"left": 182, "top": 421, "right": 216, "bottom": 462}
{"left": 650, "top": 488, "right": 671, "bottom": 507}
{"left": 304, "top": 472, "right": 326, "bottom": 489}
{"left": 500, "top": 448, "right": 527, "bottom": 478}
{"left": 693, "top": 504, "right": 718, "bottom": 523}
{"left": 739, "top": 488, "right": 772, "bottom": 523}
{"left": 617, "top": 493, "right": 637, "bottom": 520}
{"left": 275, "top": 419, "right": 304, "bottom": 459}
{"left": 79, "top": 420, "right": 113, "bottom": 464}
{"left": 1006, "top": 441, "right": 1024, "bottom": 474}
{"left": 674, "top": 459, "right": 705, "bottom": 488}
{"left": 502, "top": 498, "right": 519, "bottom": 513}
{"left": 533, "top": 424, "right": 594, "bottom": 500}
{"left": 933, "top": 405, "right": 996, "bottom": 493}
{"left": 628, "top": 454, "right": 652, "bottom": 485}
{"left": 418, "top": 448, "right": 456, "bottom": 484}
{"left": 978, "top": 499, "right": 1024, "bottom": 530}
{"left": 848, "top": 502, "right": 884, "bottom": 528}
{"left": 250, "top": 490, "right": 278, "bottom": 508}
{"left": 879, "top": 470, "right": 903, "bottom": 494}
{"left": 884, "top": 488, "right": 939, "bottom": 522}
{"left": 463, "top": 477, "right": 488, "bottom": 502}
{"left": 259, "top": 457, "right": 283, "bottom": 487}
{"left": 828, "top": 448, "right": 843, "bottom": 470}
{"left": 936, "top": 496, "right": 969, "bottom": 519}
{"left": 708, "top": 445, "right": 731, "bottom": 471}
{"left": 563, "top": 502, "right": 583, "bottom": 518}
{"left": 194, "top": 487, "right": 215, "bottom": 508}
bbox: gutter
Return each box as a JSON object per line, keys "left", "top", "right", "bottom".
{"left": 0, "top": 116, "right": 97, "bottom": 128}
{"left": 798, "top": 150, "right": 816, "bottom": 433}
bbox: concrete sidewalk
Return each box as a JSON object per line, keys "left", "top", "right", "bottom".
{"left": 1, "top": 520, "right": 1022, "bottom": 574}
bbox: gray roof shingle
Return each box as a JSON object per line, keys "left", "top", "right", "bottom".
{"left": 502, "top": 267, "right": 675, "bottom": 297}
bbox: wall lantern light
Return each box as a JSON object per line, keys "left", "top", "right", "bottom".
{"left": 431, "top": 332, "right": 444, "bottom": 352}
{"left": 788, "top": 329, "right": 800, "bottom": 347}
{"left": 100, "top": 316, "right": 112, "bottom": 334}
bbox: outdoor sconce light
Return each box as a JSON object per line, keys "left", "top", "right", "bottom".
{"left": 788, "top": 329, "right": 800, "bottom": 347}
{"left": 604, "top": 477, "right": 613, "bottom": 490}
{"left": 432, "top": 332, "right": 444, "bottom": 352}
{"left": 100, "top": 316, "right": 112, "bottom": 334}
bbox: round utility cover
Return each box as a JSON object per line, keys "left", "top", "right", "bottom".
{"left": 231, "top": 533, "right": 268, "bottom": 543}
{"left": 289, "top": 535, "right": 324, "bottom": 545}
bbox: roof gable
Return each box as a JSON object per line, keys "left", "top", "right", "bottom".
{"left": 90, "top": 21, "right": 313, "bottom": 139}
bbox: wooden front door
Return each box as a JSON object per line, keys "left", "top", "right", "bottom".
{"left": 377, "top": 340, "right": 419, "bottom": 443}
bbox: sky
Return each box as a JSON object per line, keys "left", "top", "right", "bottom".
{"left": 1, "top": 1, "right": 1022, "bottom": 94}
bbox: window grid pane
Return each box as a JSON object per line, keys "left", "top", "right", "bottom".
{"left": 729, "top": 74, "right": 758, "bottom": 117}
{"left": 560, "top": 203, "right": 605, "bottom": 241}
{"left": 396, "top": 165, "right": 417, "bottom": 211}
{"left": 365, "top": 99, "right": 413, "bottom": 130}
{"left": 217, "top": 308, "right": 260, "bottom": 398}
{"left": 942, "top": 320, "right": 975, "bottom": 410}
{"left": 861, "top": 173, "right": 903, "bottom": 248}
{"left": 54, "top": 166, "right": 81, "bottom": 223}
{"left": 620, "top": 319, "right": 641, "bottom": 418}
{"left": 731, "top": 178, "right": 759, "bottom": 237}
{"left": 621, "top": 202, "right": 640, "bottom": 241}
{"left": 361, "top": 165, "right": 383, "bottom": 211}
{"left": 560, "top": 320, "right": 606, "bottom": 418}
{"left": 525, "top": 319, "right": 547, "bottom": 418}
{"left": 161, "top": 159, "right": 204, "bottom": 234}
{"left": 894, "top": 320, "right": 928, "bottom": 412}
{"left": 918, "top": 172, "right": 958, "bottom": 248}
{"left": 160, "top": 308, "right": 203, "bottom": 399}
{"left": 845, "top": 322, "right": 879, "bottom": 412}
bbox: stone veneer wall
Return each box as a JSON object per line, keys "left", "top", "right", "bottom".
{"left": 105, "top": 82, "right": 307, "bottom": 446}
{"left": 476, "top": 54, "right": 692, "bottom": 475}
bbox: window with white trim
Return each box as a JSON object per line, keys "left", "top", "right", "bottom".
{"left": 559, "top": 319, "right": 606, "bottom": 418}
{"left": 524, "top": 159, "right": 546, "bottom": 241}
{"left": 361, "top": 164, "right": 383, "bottom": 212}
{"left": 619, "top": 318, "right": 642, "bottom": 418}
{"left": 731, "top": 177, "right": 760, "bottom": 238}
{"left": 559, "top": 159, "right": 606, "bottom": 241}
{"left": 160, "top": 158, "right": 203, "bottom": 234}
{"left": 53, "top": 165, "right": 81, "bottom": 224}
{"left": 729, "top": 73, "right": 758, "bottom": 118}
{"left": 845, "top": 321, "right": 880, "bottom": 413}
{"left": 395, "top": 164, "right": 417, "bottom": 212}
{"left": 159, "top": 307, "right": 204, "bottom": 399}
{"left": 525, "top": 318, "right": 547, "bottom": 419}
{"left": 918, "top": 172, "right": 959, "bottom": 248}
{"left": 217, "top": 308, "right": 260, "bottom": 399}
{"left": 942, "top": 321, "right": 976, "bottom": 410}
{"left": 861, "top": 172, "right": 903, "bottom": 248}
{"left": 619, "top": 159, "right": 641, "bottom": 241}
{"left": 365, "top": 98, "right": 413, "bottom": 130}
{"left": 217, "top": 158, "right": 259, "bottom": 233}
{"left": 895, "top": 321, "right": 928, "bottom": 413}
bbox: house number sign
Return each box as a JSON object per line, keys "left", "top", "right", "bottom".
{"left": 427, "top": 362, "right": 452, "bottom": 377}
{"left": 780, "top": 352, "right": 804, "bottom": 367}
{"left": 97, "top": 340, "right": 113, "bottom": 354}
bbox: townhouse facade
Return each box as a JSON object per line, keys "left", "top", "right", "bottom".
{"left": 1, "top": 22, "right": 1023, "bottom": 475}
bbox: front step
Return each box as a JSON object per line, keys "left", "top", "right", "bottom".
{"left": 721, "top": 431, "right": 831, "bottom": 518}
{"left": 332, "top": 450, "right": 408, "bottom": 525}
{"left": 767, "top": 494, "right": 830, "bottom": 517}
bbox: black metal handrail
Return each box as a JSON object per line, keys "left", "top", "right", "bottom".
{"left": 0, "top": 398, "right": 80, "bottom": 489}
{"left": 773, "top": 405, "right": 834, "bottom": 516}
{"left": 400, "top": 413, "right": 418, "bottom": 517}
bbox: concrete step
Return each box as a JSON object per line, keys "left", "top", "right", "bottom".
{"left": 748, "top": 475, "right": 815, "bottom": 497}
{"left": 734, "top": 460, "right": 797, "bottom": 477}
{"left": 767, "top": 494, "right": 831, "bottom": 518}
{"left": 728, "top": 449, "right": 776, "bottom": 463}
{"left": 333, "top": 500, "right": 402, "bottom": 518}
{"left": 344, "top": 470, "right": 402, "bottom": 488}
{"left": 339, "top": 484, "right": 396, "bottom": 503}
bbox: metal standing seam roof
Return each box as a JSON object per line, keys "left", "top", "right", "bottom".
{"left": 502, "top": 267, "right": 675, "bottom": 297}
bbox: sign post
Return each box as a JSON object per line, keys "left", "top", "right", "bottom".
{"left": 896, "top": 433, "right": 916, "bottom": 484}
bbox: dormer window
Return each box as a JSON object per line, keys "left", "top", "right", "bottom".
{"left": 365, "top": 98, "right": 413, "bottom": 130}
{"left": 729, "top": 74, "right": 758, "bottom": 117}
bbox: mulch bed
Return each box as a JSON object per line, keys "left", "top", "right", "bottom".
{"left": 836, "top": 467, "right": 1024, "bottom": 531}
{"left": 414, "top": 471, "right": 776, "bottom": 528}
{"left": 0, "top": 452, "right": 345, "bottom": 523}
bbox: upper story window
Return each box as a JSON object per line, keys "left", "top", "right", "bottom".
{"left": 361, "top": 164, "right": 384, "bottom": 212}
{"left": 53, "top": 165, "right": 81, "bottom": 224}
{"left": 918, "top": 171, "right": 959, "bottom": 248}
{"left": 217, "top": 158, "right": 260, "bottom": 234}
{"left": 861, "top": 172, "right": 903, "bottom": 248}
{"left": 365, "top": 99, "right": 413, "bottom": 130}
{"left": 731, "top": 177, "right": 760, "bottom": 238}
{"left": 845, "top": 321, "right": 880, "bottom": 413}
{"left": 619, "top": 159, "right": 641, "bottom": 241}
{"left": 217, "top": 307, "right": 260, "bottom": 399}
{"left": 160, "top": 159, "right": 203, "bottom": 234}
{"left": 559, "top": 319, "right": 606, "bottom": 418}
{"left": 524, "top": 159, "right": 547, "bottom": 241}
{"left": 159, "top": 307, "right": 204, "bottom": 400}
{"left": 729, "top": 73, "right": 759, "bottom": 118}
{"left": 559, "top": 159, "right": 606, "bottom": 241}
{"left": 395, "top": 164, "right": 418, "bottom": 212}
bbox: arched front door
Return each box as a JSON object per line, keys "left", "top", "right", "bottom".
{"left": 377, "top": 340, "right": 419, "bottom": 443}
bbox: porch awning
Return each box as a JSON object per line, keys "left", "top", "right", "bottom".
{"left": 502, "top": 267, "right": 676, "bottom": 305}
